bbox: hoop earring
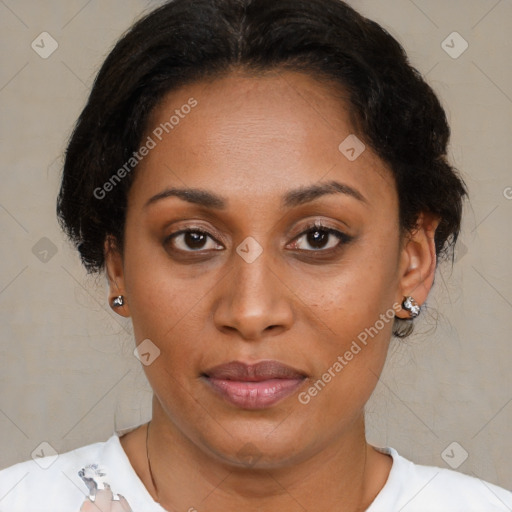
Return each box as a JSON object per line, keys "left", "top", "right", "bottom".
{"left": 111, "top": 295, "right": 125, "bottom": 308}
{"left": 402, "top": 296, "right": 420, "bottom": 318}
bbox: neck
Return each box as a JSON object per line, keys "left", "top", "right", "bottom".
{"left": 135, "top": 397, "right": 390, "bottom": 512}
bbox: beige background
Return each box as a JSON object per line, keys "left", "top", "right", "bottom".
{"left": 0, "top": 0, "right": 511, "bottom": 491}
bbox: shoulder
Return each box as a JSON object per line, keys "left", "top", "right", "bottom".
{"left": 0, "top": 436, "right": 114, "bottom": 512}
{"left": 368, "top": 446, "right": 512, "bottom": 512}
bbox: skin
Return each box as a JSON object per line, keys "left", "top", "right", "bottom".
{"left": 106, "top": 70, "right": 439, "bottom": 511}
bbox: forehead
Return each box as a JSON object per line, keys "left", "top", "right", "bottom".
{"left": 130, "top": 71, "right": 396, "bottom": 211}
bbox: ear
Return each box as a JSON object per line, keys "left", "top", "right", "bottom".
{"left": 394, "top": 213, "right": 440, "bottom": 319}
{"left": 105, "top": 236, "right": 131, "bottom": 318}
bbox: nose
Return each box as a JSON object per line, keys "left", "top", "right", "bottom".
{"left": 212, "top": 249, "right": 294, "bottom": 341}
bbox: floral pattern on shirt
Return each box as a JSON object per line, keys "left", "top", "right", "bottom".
{"left": 78, "top": 464, "right": 133, "bottom": 512}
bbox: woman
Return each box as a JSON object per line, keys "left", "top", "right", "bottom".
{"left": 0, "top": 0, "right": 510, "bottom": 510}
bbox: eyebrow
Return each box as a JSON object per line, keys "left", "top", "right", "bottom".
{"left": 282, "top": 180, "right": 366, "bottom": 207}
{"left": 144, "top": 180, "right": 366, "bottom": 210}
{"left": 144, "top": 188, "right": 226, "bottom": 209}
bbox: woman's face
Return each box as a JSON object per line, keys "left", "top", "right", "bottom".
{"left": 110, "top": 71, "right": 414, "bottom": 467}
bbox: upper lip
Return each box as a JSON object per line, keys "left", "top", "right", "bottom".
{"left": 203, "top": 360, "right": 307, "bottom": 382}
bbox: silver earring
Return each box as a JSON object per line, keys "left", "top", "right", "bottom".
{"left": 111, "top": 295, "right": 124, "bottom": 308}
{"left": 402, "top": 296, "right": 420, "bottom": 318}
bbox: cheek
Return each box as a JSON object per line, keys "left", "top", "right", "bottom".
{"left": 295, "top": 233, "right": 400, "bottom": 396}
{"left": 121, "top": 214, "right": 206, "bottom": 341}
{"left": 308, "top": 232, "right": 400, "bottom": 332}
{"left": 125, "top": 264, "right": 211, "bottom": 344}
{"left": 122, "top": 239, "right": 228, "bottom": 397}
{"left": 297, "top": 292, "right": 395, "bottom": 422}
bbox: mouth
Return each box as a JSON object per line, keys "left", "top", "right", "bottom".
{"left": 201, "top": 360, "right": 308, "bottom": 410}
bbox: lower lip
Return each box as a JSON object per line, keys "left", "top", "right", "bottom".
{"left": 204, "top": 377, "right": 305, "bottom": 409}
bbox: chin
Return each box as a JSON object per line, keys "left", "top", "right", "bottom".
{"left": 195, "top": 415, "right": 326, "bottom": 470}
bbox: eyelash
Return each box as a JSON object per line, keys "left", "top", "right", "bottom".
{"left": 164, "top": 221, "right": 353, "bottom": 256}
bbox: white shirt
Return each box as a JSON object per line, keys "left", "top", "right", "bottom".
{"left": 0, "top": 431, "right": 511, "bottom": 511}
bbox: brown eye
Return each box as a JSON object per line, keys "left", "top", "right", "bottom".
{"left": 306, "top": 229, "right": 331, "bottom": 249}
{"left": 166, "top": 230, "right": 224, "bottom": 252}
{"left": 184, "top": 231, "right": 207, "bottom": 249}
{"left": 290, "top": 226, "right": 350, "bottom": 252}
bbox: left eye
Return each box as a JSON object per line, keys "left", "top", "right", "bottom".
{"left": 289, "top": 227, "right": 347, "bottom": 251}
{"left": 167, "top": 230, "right": 224, "bottom": 252}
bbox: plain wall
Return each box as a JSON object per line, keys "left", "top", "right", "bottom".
{"left": 0, "top": 0, "right": 511, "bottom": 489}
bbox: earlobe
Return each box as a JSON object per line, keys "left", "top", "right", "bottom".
{"left": 395, "top": 213, "right": 440, "bottom": 319}
{"left": 104, "top": 236, "right": 131, "bottom": 318}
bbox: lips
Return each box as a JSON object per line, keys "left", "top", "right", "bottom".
{"left": 202, "top": 360, "right": 307, "bottom": 409}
